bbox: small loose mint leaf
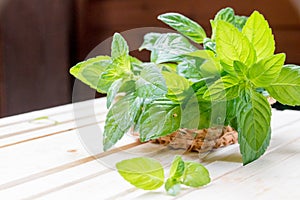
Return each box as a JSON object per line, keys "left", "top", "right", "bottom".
{"left": 158, "top": 12, "right": 207, "bottom": 43}
{"left": 116, "top": 157, "right": 164, "bottom": 190}
{"left": 242, "top": 11, "right": 275, "bottom": 61}
{"left": 181, "top": 161, "right": 211, "bottom": 187}
{"left": 136, "top": 63, "right": 167, "bottom": 98}
{"left": 162, "top": 71, "right": 191, "bottom": 102}
{"left": 165, "top": 178, "right": 181, "bottom": 196}
{"left": 111, "top": 33, "right": 129, "bottom": 59}
{"left": 266, "top": 65, "right": 300, "bottom": 106}
{"left": 139, "top": 101, "right": 181, "bottom": 141}
{"left": 233, "top": 61, "right": 248, "bottom": 78}
{"left": 139, "top": 33, "right": 197, "bottom": 64}
{"left": 106, "top": 79, "right": 123, "bottom": 109}
{"left": 236, "top": 90, "right": 272, "bottom": 165}
{"left": 203, "top": 75, "right": 241, "bottom": 101}
{"left": 248, "top": 53, "right": 286, "bottom": 87}
{"left": 103, "top": 95, "right": 143, "bottom": 150}
{"left": 169, "top": 155, "right": 185, "bottom": 179}
{"left": 70, "top": 56, "right": 112, "bottom": 93}
{"left": 215, "top": 20, "right": 256, "bottom": 67}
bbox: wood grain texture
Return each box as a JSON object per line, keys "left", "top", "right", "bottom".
{"left": 0, "top": 98, "right": 299, "bottom": 199}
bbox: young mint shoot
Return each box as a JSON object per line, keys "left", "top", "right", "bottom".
{"left": 70, "top": 7, "right": 300, "bottom": 169}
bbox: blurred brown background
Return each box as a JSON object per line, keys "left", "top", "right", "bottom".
{"left": 0, "top": 0, "right": 299, "bottom": 117}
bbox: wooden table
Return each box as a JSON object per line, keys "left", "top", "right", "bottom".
{"left": 0, "top": 98, "right": 300, "bottom": 200}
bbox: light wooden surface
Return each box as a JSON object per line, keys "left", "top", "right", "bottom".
{"left": 0, "top": 98, "right": 299, "bottom": 200}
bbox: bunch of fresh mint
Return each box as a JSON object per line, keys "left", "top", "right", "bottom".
{"left": 70, "top": 8, "right": 300, "bottom": 165}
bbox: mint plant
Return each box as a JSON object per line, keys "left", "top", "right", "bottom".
{"left": 70, "top": 7, "right": 300, "bottom": 165}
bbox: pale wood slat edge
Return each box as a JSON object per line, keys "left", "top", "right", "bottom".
{"left": 0, "top": 97, "right": 106, "bottom": 128}
{"left": 0, "top": 112, "right": 106, "bottom": 148}
{"left": 0, "top": 98, "right": 107, "bottom": 138}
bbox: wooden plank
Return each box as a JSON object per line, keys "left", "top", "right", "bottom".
{"left": 0, "top": 98, "right": 105, "bottom": 127}
{"left": 0, "top": 112, "right": 105, "bottom": 148}
{"left": 0, "top": 133, "right": 138, "bottom": 188}
{"left": 179, "top": 137, "right": 300, "bottom": 200}
{"left": 0, "top": 98, "right": 107, "bottom": 138}
{"left": 0, "top": 111, "right": 297, "bottom": 199}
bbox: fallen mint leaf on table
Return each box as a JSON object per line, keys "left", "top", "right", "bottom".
{"left": 116, "top": 156, "right": 210, "bottom": 196}
{"left": 116, "top": 157, "right": 164, "bottom": 190}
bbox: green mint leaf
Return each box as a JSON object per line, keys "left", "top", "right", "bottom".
{"left": 215, "top": 20, "right": 256, "bottom": 67}
{"left": 69, "top": 56, "right": 112, "bottom": 93}
{"left": 165, "top": 178, "right": 181, "bottom": 196}
{"left": 183, "top": 50, "right": 222, "bottom": 78}
{"left": 236, "top": 90, "right": 272, "bottom": 165}
{"left": 234, "top": 15, "right": 248, "bottom": 31}
{"left": 130, "top": 56, "right": 143, "bottom": 74}
{"left": 106, "top": 79, "right": 123, "bottom": 109}
{"left": 266, "top": 65, "right": 300, "bottom": 106}
{"left": 136, "top": 63, "right": 167, "bottom": 98}
{"left": 224, "top": 99, "right": 238, "bottom": 129}
{"left": 157, "top": 13, "right": 207, "bottom": 43}
{"left": 211, "top": 7, "right": 247, "bottom": 39}
{"left": 248, "top": 53, "right": 286, "bottom": 87}
{"left": 103, "top": 95, "right": 143, "bottom": 150}
{"left": 139, "top": 101, "right": 181, "bottom": 141}
{"left": 242, "top": 11, "right": 275, "bottom": 61}
{"left": 233, "top": 60, "right": 248, "bottom": 78}
{"left": 169, "top": 155, "right": 185, "bottom": 179}
{"left": 177, "top": 55, "right": 205, "bottom": 81}
{"left": 203, "top": 38, "right": 216, "bottom": 53}
{"left": 111, "top": 33, "right": 129, "bottom": 59}
{"left": 98, "top": 56, "right": 132, "bottom": 92}
{"left": 139, "top": 32, "right": 161, "bottom": 52}
{"left": 140, "top": 33, "right": 197, "bottom": 64}
{"left": 116, "top": 157, "right": 164, "bottom": 190}
{"left": 203, "top": 75, "right": 241, "bottom": 101}
{"left": 214, "top": 7, "right": 235, "bottom": 24}
{"left": 181, "top": 162, "right": 211, "bottom": 187}
{"left": 162, "top": 71, "right": 191, "bottom": 102}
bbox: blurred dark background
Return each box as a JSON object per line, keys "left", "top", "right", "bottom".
{"left": 0, "top": 0, "right": 299, "bottom": 117}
